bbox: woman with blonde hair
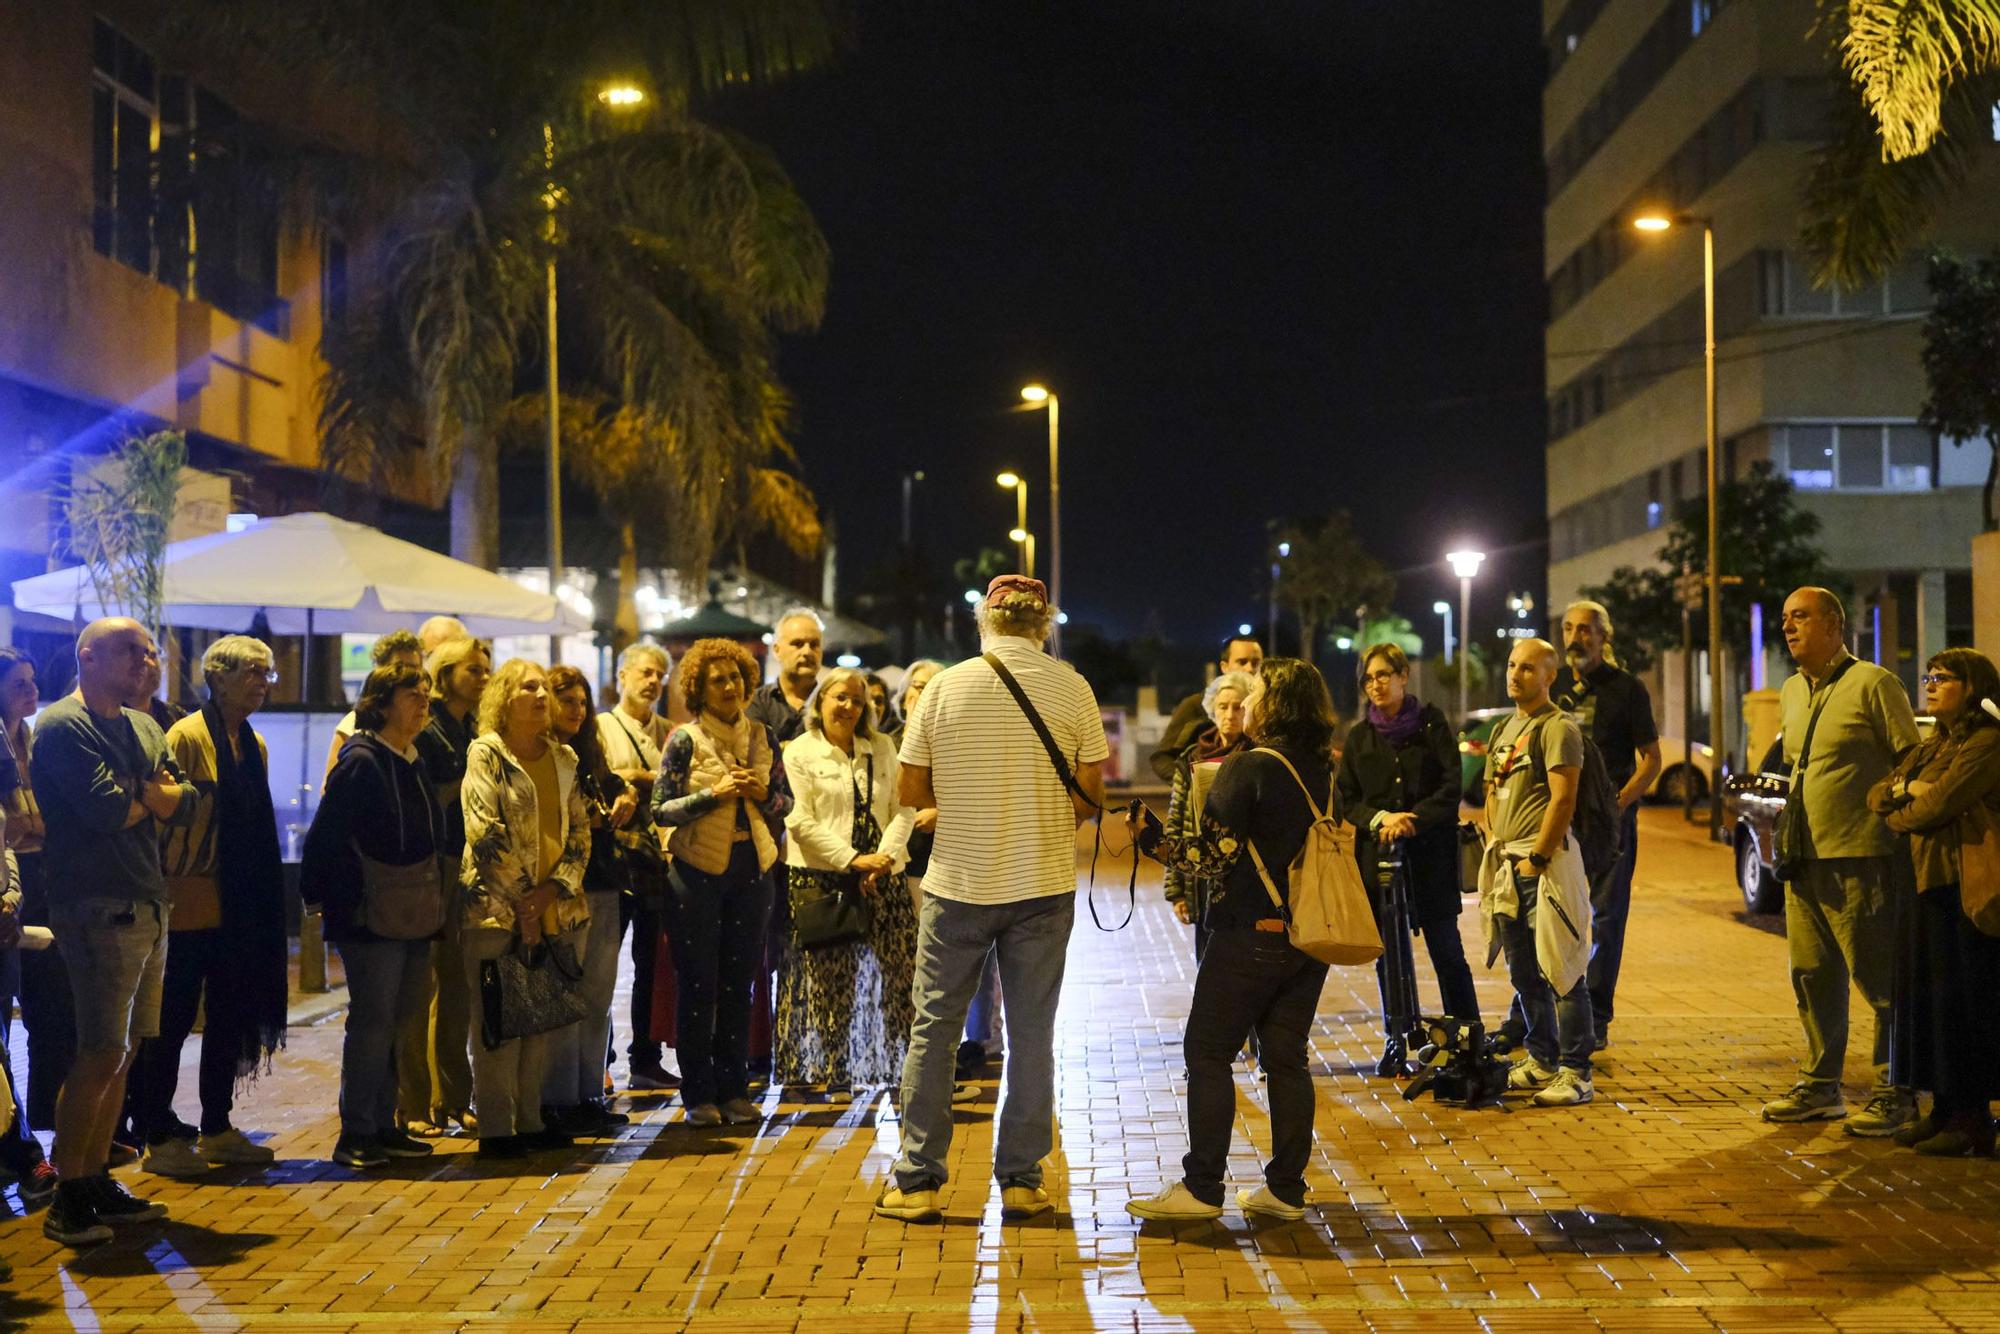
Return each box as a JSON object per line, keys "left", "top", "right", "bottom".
{"left": 653, "top": 638, "right": 789, "bottom": 1127}
{"left": 777, "top": 667, "right": 917, "bottom": 1097}
{"left": 460, "top": 659, "right": 591, "bottom": 1158}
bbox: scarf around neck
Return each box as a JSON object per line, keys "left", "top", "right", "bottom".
{"left": 202, "top": 702, "right": 288, "bottom": 1084}
{"left": 1366, "top": 695, "right": 1426, "bottom": 748}
{"left": 1188, "top": 724, "right": 1246, "bottom": 764}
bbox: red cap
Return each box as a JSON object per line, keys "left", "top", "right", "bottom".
{"left": 984, "top": 574, "right": 1048, "bottom": 606}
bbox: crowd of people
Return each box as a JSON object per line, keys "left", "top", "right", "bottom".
{"left": 0, "top": 575, "right": 1992, "bottom": 1245}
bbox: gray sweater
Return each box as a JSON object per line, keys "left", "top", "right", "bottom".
{"left": 29, "top": 694, "right": 195, "bottom": 906}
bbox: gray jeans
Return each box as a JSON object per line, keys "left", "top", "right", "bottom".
{"left": 462, "top": 924, "right": 571, "bottom": 1138}
{"left": 543, "top": 891, "right": 622, "bottom": 1106}
{"left": 893, "top": 890, "right": 1074, "bottom": 1192}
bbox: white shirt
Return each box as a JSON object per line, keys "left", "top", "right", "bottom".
{"left": 783, "top": 729, "right": 914, "bottom": 872}
{"left": 597, "top": 706, "right": 668, "bottom": 774}
{"left": 899, "top": 635, "right": 1107, "bottom": 905}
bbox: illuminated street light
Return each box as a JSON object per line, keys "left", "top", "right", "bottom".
{"left": 1020, "top": 384, "right": 1049, "bottom": 403}
{"left": 1238, "top": 622, "right": 1254, "bottom": 637}
{"left": 1631, "top": 213, "right": 1673, "bottom": 232}
{"left": 1008, "top": 526, "right": 1029, "bottom": 543}
{"left": 597, "top": 84, "right": 647, "bottom": 107}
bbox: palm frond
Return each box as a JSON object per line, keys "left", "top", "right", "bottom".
{"left": 1842, "top": 0, "right": 2000, "bottom": 160}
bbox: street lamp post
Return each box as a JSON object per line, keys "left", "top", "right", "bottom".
{"left": 996, "top": 471, "right": 1032, "bottom": 577}
{"left": 1446, "top": 549, "right": 1486, "bottom": 723}
{"left": 1433, "top": 599, "right": 1455, "bottom": 666}
{"left": 1635, "top": 211, "right": 1725, "bottom": 838}
{"left": 1020, "top": 384, "right": 1061, "bottom": 654}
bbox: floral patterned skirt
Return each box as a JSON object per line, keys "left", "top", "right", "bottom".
{"left": 774, "top": 866, "right": 919, "bottom": 1086}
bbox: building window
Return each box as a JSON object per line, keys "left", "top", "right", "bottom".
{"left": 1774, "top": 423, "right": 1936, "bottom": 491}
{"left": 1780, "top": 425, "right": 1836, "bottom": 489}
{"left": 91, "top": 18, "right": 158, "bottom": 277}
{"left": 1759, "top": 251, "right": 1930, "bottom": 318}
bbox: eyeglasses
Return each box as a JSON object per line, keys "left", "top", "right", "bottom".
{"left": 1921, "top": 672, "right": 1963, "bottom": 687}
{"left": 1361, "top": 672, "right": 1399, "bottom": 685}
{"left": 239, "top": 667, "right": 280, "bottom": 684}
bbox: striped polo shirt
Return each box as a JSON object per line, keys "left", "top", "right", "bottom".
{"left": 899, "top": 635, "right": 1108, "bottom": 906}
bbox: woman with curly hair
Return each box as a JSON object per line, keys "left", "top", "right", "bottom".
{"left": 460, "top": 659, "right": 591, "bottom": 1158}
{"left": 1129, "top": 658, "right": 1338, "bottom": 1223}
{"left": 652, "top": 638, "right": 790, "bottom": 1127}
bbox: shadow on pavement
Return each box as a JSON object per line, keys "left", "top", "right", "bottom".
{"left": 62, "top": 1221, "right": 278, "bottom": 1278}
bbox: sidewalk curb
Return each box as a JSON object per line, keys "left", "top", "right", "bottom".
{"left": 287, "top": 986, "right": 350, "bottom": 1028}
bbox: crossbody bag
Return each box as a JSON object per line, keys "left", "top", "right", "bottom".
{"left": 1772, "top": 656, "right": 1858, "bottom": 881}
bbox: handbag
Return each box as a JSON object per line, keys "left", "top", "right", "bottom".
{"left": 791, "top": 753, "right": 881, "bottom": 951}
{"left": 1772, "top": 657, "right": 1857, "bottom": 882}
{"left": 1957, "top": 798, "right": 2000, "bottom": 937}
{"left": 478, "top": 935, "right": 589, "bottom": 1048}
{"left": 354, "top": 748, "right": 444, "bottom": 940}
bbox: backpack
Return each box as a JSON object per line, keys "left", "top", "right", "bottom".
{"left": 1243, "top": 748, "right": 1383, "bottom": 966}
{"left": 1519, "top": 711, "right": 1623, "bottom": 884}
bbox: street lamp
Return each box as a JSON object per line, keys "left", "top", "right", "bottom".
{"left": 545, "top": 82, "right": 648, "bottom": 661}
{"left": 1019, "top": 384, "right": 1061, "bottom": 653}
{"left": 1634, "top": 209, "right": 1724, "bottom": 839}
{"left": 996, "top": 471, "right": 1032, "bottom": 577}
{"left": 1433, "top": 599, "right": 1455, "bottom": 666}
{"left": 1446, "top": 549, "right": 1485, "bottom": 723}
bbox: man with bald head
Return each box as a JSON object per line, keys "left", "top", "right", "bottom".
{"left": 29, "top": 618, "right": 197, "bottom": 1245}
{"left": 1762, "top": 586, "right": 1919, "bottom": 1133}
{"left": 1482, "top": 637, "right": 1597, "bottom": 1107}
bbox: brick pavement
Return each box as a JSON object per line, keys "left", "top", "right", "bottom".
{"left": 5, "top": 808, "right": 2000, "bottom": 1331}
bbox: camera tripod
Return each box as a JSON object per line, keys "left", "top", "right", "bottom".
{"left": 1374, "top": 843, "right": 1510, "bottom": 1110}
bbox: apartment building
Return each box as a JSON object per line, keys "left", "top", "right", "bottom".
{"left": 1543, "top": 0, "right": 2000, "bottom": 767}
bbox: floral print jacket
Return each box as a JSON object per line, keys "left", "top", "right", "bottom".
{"left": 460, "top": 733, "right": 592, "bottom": 934}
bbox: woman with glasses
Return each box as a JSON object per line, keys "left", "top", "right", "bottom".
{"left": 1868, "top": 649, "right": 2000, "bottom": 1156}
{"left": 1336, "top": 643, "right": 1477, "bottom": 1076}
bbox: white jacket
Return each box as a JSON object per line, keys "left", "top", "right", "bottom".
{"left": 783, "top": 729, "right": 914, "bottom": 873}
{"left": 1478, "top": 835, "right": 1592, "bottom": 995}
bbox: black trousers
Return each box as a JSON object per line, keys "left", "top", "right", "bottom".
{"left": 1915, "top": 884, "right": 2000, "bottom": 1123}
{"left": 15, "top": 853, "right": 74, "bottom": 1131}
{"left": 667, "top": 843, "right": 773, "bottom": 1107}
{"left": 623, "top": 892, "right": 664, "bottom": 1066}
{"left": 127, "top": 928, "right": 238, "bottom": 1140}
{"left": 1182, "top": 927, "right": 1328, "bottom": 1207}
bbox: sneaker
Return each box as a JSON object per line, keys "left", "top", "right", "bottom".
{"left": 375, "top": 1128, "right": 435, "bottom": 1159}
{"left": 629, "top": 1060, "right": 679, "bottom": 1091}
{"left": 42, "top": 1184, "right": 112, "bottom": 1247}
{"left": 1000, "top": 1184, "right": 1053, "bottom": 1219}
{"left": 1236, "top": 1186, "right": 1308, "bottom": 1220}
{"left": 198, "top": 1128, "right": 276, "bottom": 1166}
{"left": 1761, "top": 1083, "right": 1847, "bottom": 1123}
{"left": 1506, "top": 1057, "right": 1557, "bottom": 1091}
{"left": 719, "top": 1097, "right": 762, "bottom": 1125}
{"left": 875, "top": 1183, "right": 942, "bottom": 1222}
{"left": 332, "top": 1134, "right": 389, "bottom": 1168}
{"left": 90, "top": 1175, "right": 168, "bottom": 1223}
{"left": 1126, "top": 1182, "right": 1223, "bottom": 1221}
{"left": 1531, "top": 1068, "right": 1595, "bottom": 1107}
{"left": 951, "top": 1082, "right": 981, "bottom": 1105}
{"left": 685, "top": 1102, "right": 724, "bottom": 1128}
{"left": 141, "top": 1136, "right": 211, "bottom": 1179}
{"left": 1844, "top": 1090, "right": 1916, "bottom": 1138}
{"left": 16, "top": 1159, "right": 59, "bottom": 1205}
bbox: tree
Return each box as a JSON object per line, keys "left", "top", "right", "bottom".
{"left": 55, "top": 430, "right": 188, "bottom": 647}
{"left": 1919, "top": 249, "right": 2000, "bottom": 528}
{"left": 168, "top": 0, "right": 835, "bottom": 567}
{"left": 1580, "top": 463, "right": 1836, "bottom": 671}
{"left": 1801, "top": 2, "right": 2000, "bottom": 287}
{"left": 1271, "top": 513, "right": 1394, "bottom": 670}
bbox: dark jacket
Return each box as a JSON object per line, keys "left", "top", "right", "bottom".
{"left": 301, "top": 732, "right": 442, "bottom": 942}
{"left": 1336, "top": 701, "right": 1464, "bottom": 926}
{"left": 1199, "top": 744, "right": 1335, "bottom": 932}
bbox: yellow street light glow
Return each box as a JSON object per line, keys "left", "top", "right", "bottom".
{"left": 598, "top": 85, "right": 646, "bottom": 108}
{"left": 1020, "top": 384, "right": 1049, "bottom": 403}
{"left": 1632, "top": 214, "right": 1673, "bottom": 232}
{"left": 1009, "top": 527, "right": 1029, "bottom": 543}
{"left": 996, "top": 471, "right": 1021, "bottom": 489}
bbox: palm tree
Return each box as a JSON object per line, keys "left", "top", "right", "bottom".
{"left": 1269, "top": 513, "right": 1394, "bottom": 671}
{"left": 168, "top": 0, "right": 835, "bottom": 565}
{"left": 1802, "top": 1, "right": 2000, "bottom": 287}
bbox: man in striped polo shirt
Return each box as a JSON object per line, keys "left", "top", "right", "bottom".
{"left": 876, "top": 575, "right": 1107, "bottom": 1224}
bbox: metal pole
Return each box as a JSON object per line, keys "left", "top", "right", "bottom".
{"left": 545, "top": 121, "right": 564, "bottom": 667}
{"left": 1014, "top": 479, "right": 1031, "bottom": 576}
{"left": 1703, "top": 222, "right": 1724, "bottom": 841}
{"left": 1046, "top": 394, "right": 1062, "bottom": 656}
{"left": 1682, "top": 585, "right": 1697, "bottom": 825}
{"left": 1441, "top": 604, "right": 1455, "bottom": 666}
{"left": 1457, "top": 575, "right": 1472, "bottom": 723}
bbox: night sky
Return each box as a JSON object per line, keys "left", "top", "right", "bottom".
{"left": 711, "top": 2, "right": 1549, "bottom": 653}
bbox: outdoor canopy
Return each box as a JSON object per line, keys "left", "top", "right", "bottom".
{"left": 9, "top": 511, "right": 593, "bottom": 637}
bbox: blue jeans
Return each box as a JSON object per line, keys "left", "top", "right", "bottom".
{"left": 336, "top": 937, "right": 432, "bottom": 1138}
{"left": 964, "top": 948, "right": 1004, "bottom": 1053}
{"left": 1585, "top": 804, "right": 1640, "bottom": 1039}
{"left": 668, "top": 844, "right": 773, "bottom": 1107}
{"left": 1498, "top": 876, "right": 1595, "bottom": 1076}
{"left": 894, "top": 891, "right": 1074, "bottom": 1191}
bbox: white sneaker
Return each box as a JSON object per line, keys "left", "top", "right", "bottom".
{"left": 1125, "top": 1182, "right": 1223, "bottom": 1221}
{"left": 198, "top": 1129, "right": 275, "bottom": 1165}
{"left": 1532, "top": 1068, "right": 1595, "bottom": 1107}
{"left": 950, "top": 1082, "right": 981, "bottom": 1105}
{"left": 1236, "top": 1186, "right": 1308, "bottom": 1220}
{"left": 141, "top": 1138, "right": 210, "bottom": 1179}
{"left": 1506, "top": 1057, "right": 1557, "bottom": 1091}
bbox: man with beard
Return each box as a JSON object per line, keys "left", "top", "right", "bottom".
{"left": 597, "top": 643, "right": 677, "bottom": 1089}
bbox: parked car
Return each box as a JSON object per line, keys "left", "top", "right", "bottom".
{"left": 1724, "top": 716, "right": 1935, "bottom": 916}
{"left": 1649, "top": 735, "right": 1718, "bottom": 805}
{"left": 1456, "top": 708, "right": 1511, "bottom": 806}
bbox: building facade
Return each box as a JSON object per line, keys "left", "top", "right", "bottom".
{"left": 1543, "top": 0, "right": 2000, "bottom": 769}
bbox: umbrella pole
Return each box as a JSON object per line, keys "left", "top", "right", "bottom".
{"left": 300, "top": 607, "right": 313, "bottom": 819}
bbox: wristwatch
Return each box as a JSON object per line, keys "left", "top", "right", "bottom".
{"left": 1522, "top": 852, "right": 1549, "bottom": 873}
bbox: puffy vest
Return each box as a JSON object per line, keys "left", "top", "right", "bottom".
{"left": 667, "top": 716, "right": 778, "bottom": 877}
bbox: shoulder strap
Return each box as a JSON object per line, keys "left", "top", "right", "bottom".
{"left": 1249, "top": 746, "right": 1328, "bottom": 822}
{"left": 1795, "top": 656, "right": 1860, "bottom": 776}
{"left": 984, "top": 652, "right": 1103, "bottom": 812}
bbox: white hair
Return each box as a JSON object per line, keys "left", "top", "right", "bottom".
{"left": 201, "top": 635, "right": 274, "bottom": 691}
{"left": 775, "top": 606, "right": 825, "bottom": 635}
{"left": 1203, "top": 670, "right": 1257, "bottom": 721}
